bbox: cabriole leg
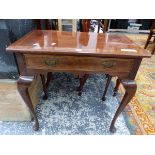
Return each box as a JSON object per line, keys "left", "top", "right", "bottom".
{"left": 17, "top": 76, "right": 39, "bottom": 131}
{"left": 102, "top": 75, "right": 112, "bottom": 101}
{"left": 77, "top": 74, "right": 89, "bottom": 96}
{"left": 110, "top": 80, "right": 137, "bottom": 133}
{"left": 113, "top": 78, "right": 121, "bottom": 97}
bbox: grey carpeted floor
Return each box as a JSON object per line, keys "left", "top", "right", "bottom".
{"left": 0, "top": 73, "right": 130, "bottom": 135}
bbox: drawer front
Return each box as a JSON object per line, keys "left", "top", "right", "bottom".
{"left": 24, "top": 54, "right": 134, "bottom": 73}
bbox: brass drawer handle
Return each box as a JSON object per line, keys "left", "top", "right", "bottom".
{"left": 44, "top": 58, "right": 59, "bottom": 66}
{"left": 101, "top": 60, "right": 116, "bottom": 69}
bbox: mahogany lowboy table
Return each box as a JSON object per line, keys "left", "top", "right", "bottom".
{"left": 6, "top": 30, "right": 151, "bottom": 132}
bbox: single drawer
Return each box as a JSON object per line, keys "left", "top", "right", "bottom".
{"left": 24, "top": 54, "right": 134, "bottom": 73}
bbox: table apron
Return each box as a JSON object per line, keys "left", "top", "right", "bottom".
{"left": 24, "top": 54, "right": 135, "bottom": 77}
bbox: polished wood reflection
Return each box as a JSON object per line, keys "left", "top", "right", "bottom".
{"left": 7, "top": 30, "right": 150, "bottom": 58}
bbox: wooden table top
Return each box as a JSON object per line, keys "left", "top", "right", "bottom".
{"left": 7, "top": 30, "right": 151, "bottom": 58}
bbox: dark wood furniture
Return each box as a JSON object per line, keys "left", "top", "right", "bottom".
{"left": 36, "top": 19, "right": 58, "bottom": 30}
{"left": 144, "top": 29, "right": 155, "bottom": 54}
{"left": 78, "top": 20, "right": 91, "bottom": 95}
{"left": 79, "top": 19, "right": 110, "bottom": 97}
{"left": 36, "top": 19, "right": 51, "bottom": 30}
{"left": 37, "top": 19, "right": 109, "bottom": 97}
{"left": 97, "top": 19, "right": 109, "bottom": 33}
{"left": 80, "top": 19, "right": 109, "bottom": 33}
{"left": 6, "top": 30, "right": 151, "bottom": 132}
{"left": 36, "top": 19, "right": 87, "bottom": 98}
{"left": 80, "top": 19, "right": 91, "bottom": 32}
{"left": 35, "top": 19, "right": 54, "bottom": 99}
{"left": 144, "top": 20, "right": 155, "bottom": 55}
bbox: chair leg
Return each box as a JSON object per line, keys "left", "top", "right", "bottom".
{"left": 103, "top": 19, "right": 108, "bottom": 33}
{"left": 113, "top": 78, "right": 121, "bottom": 96}
{"left": 40, "top": 72, "right": 53, "bottom": 100}
{"left": 97, "top": 19, "right": 101, "bottom": 33}
{"left": 76, "top": 74, "right": 89, "bottom": 96}
{"left": 40, "top": 74, "right": 48, "bottom": 100}
{"left": 46, "top": 72, "right": 53, "bottom": 88}
{"left": 102, "top": 75, "right": 112, "bottom": 101}
{"left": 151, "top": 43, "right": 155, "bottom": 55}
{"left": 105, "top": 74, "right": 109, "bottom": 79}
{"left": 144, "top": 31, "right": 153, "bottom": 49}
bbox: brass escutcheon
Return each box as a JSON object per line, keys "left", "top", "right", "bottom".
{"left": 101, "top": 60, "right": 116, "bottom": 69}
{"left": 44, "top": 58, "right": 59, "bottom": 66}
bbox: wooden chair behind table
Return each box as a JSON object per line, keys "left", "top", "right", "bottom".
{"left": 144, "top": 19, "right": 155, "bottom": 55}
{"left": 77, "top": 19, "right": 115, "bottom": 100}
{"left": 36, "top": 19, "right": 91, "bottom": 98}
{"left": 97, "top": 20, "right": 121, "bottom": 101}
{"left": 36, "top": 19, "right": 55, "bottom": 100}
{"left": 97, "top": 20, "right": 116, "bottom": 100}
{"left": 36, "top": 19, "right": 115, "bottom": 100}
